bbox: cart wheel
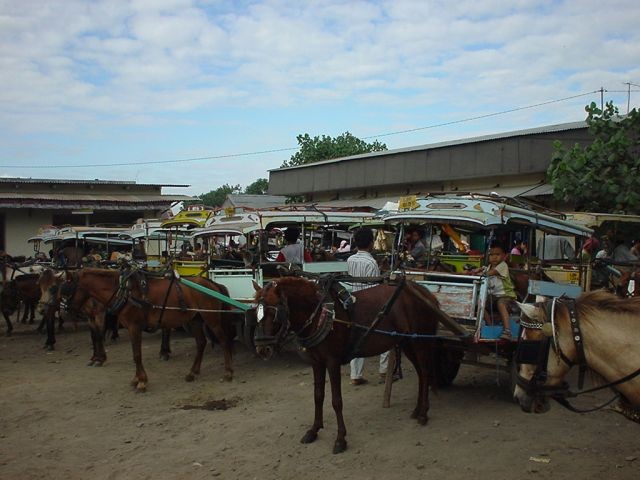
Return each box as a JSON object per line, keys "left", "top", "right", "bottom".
{"left": 435, "top": 347, "right": 462, "bottom": 387}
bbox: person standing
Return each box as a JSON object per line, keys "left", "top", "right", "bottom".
{"left": 347, "top": 227, "right": 388, "bottom": 385}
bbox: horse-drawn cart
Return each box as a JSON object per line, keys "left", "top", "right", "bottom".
{"left": 383, "top": 194, "right": 593, "bottom": 387}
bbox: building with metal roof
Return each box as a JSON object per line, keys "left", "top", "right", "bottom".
{"left": 0, "top": 178, "right": 192, "bottom": 256}
{"left": 268, "top": 120, "right": 592, "bottom": 207}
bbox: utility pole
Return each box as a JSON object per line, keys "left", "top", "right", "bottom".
{"left": 600, "top": 86, "right": 605, "bottom": 111}
{"left": 625, "top": 82, "right": 631, "bottom": 114}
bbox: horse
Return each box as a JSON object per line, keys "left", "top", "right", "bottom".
{"left": 62, "top": 268, "right": 235, "bottom": 391}
{"left": 514, "top": 290, "right": 640, "bottom": 420}
{"left": 251, "top": 276, "right": 464, "bottom": 454}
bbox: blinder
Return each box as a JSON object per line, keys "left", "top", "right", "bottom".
{"left": 252, "top": 301, "right": 290, "bottom": 348}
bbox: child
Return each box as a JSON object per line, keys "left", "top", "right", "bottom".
{"left": 476, "top": 243, "right": 517, "bottom": 340}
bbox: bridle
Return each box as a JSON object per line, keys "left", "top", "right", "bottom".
{"left": 252, "top": 290, "right": 291, "bottom": 348}
{"left": 516, "top": 297, "right": 640, "bottom": 413}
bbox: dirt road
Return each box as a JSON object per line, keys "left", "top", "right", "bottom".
{"left": 1, "top": 323, "right": 638, "bottom": 480}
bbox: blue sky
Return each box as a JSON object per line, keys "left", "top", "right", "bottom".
{"left": 1, "top": 0, "right": 639, "bottom": 196}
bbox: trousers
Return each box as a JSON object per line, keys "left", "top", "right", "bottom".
{"left": 350, "top": 351, "right": 389, "bottom": 379}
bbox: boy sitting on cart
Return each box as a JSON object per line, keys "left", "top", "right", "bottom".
{"left": 472, "top": 243, "right": 516, "bottom": 340}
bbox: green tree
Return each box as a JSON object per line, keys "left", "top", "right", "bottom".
{"left": 281, "top": 131, "right": 387, "bottom": 168}
{"left": 198, "top": 183, "right": 241, "bottom": 207}
{"left": 548, "top": 102, "right": 640, "bottom": 213}
{"left": 244, "top": 178, "right": 269, "bottom": 195}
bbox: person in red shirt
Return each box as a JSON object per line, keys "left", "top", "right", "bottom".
{"left": 275, "top": 227, "right": 312, "bottom": 263}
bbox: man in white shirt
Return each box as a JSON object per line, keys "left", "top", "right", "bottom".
{"left": 347, "top": 228, "right": 389, "bottom": 385}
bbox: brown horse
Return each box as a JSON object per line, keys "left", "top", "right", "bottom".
{"left": 63, "top": 268, "right": 235, "bottom": 391}
{"left": 252, "top": 276, "right": 464, "bottom": 454}
{"left": 515, "top": 290, "right": 640, "bottom": 417}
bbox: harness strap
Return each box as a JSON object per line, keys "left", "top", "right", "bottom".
{"left": 565, "top": 299, "right": 587, "bottom": 389}
{"left": 342, "top": 276, "right": 406, "bottom": 363}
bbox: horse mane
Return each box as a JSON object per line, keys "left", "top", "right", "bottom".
{"left": 258, "top": 276, "right": 319, "bottom": 309}
{"left": 578, "top": 290, "right": 640, "bottom": 317}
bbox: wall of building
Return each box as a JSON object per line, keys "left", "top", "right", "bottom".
{"left": 2, "top": 208, "right": 53, "bottom": 257}
{"left": 269, "top": 128, "right": 592, "bottom": 199}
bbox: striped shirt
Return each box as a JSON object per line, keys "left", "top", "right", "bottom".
{"left": 347, "top": 250, "right": 380, "bottom": 292}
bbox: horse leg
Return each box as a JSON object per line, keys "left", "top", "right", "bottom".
{"left": 328, "top": 359, "right": 347, "bottom": 454}
{"left": 28, "top": 302, "right": 35, "bottom": 324}
{"left": 159, "top": 327, "right": 171, "bottom": 361}
{"left": 106, "top": 314, "right": 119, "bottom": 342}
{"left": 403, "top": 344, "right": 431, "bottom": 425}
{"left": 185, "top": 320, "right": 206, "bottom": 382}
{"left": 127, "top": 323, "right": 148, "bottom": 392}
{"left": 300, "top": 361, "right": 326, "bottom": 445}
{"left": 36, "top": 315, "right": 45, "bottom": 333}
{"left": 206, "top": 319, "right": 234, "bottom": 381}
{"left": 3, "top": 312, "right": 13, "bottom": 336}
{"left": 91, "top": 313, "right": 108, "bottom": 366}
{"left": 44, "top": 309, "right": 56, "bottom": 351}
{"left": 57, "top": 311, "right": 65, "bottom": 332}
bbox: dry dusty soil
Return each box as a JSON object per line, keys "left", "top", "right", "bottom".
{"left": 1, "top": 321, "right": 638, "bottom": 480}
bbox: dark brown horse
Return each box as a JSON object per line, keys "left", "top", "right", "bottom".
{"left": 63, "top": 268, "right": 235, "bottom": 391}
{"left": 252, "top": 276, "right": 464, "bottom": 454}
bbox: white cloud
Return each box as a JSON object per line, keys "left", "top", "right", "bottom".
{"left": 1, "top": 0, "right": 639, "bottom": 193}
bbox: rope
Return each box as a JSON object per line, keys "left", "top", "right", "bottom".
{"left": 146, "top": 305, "right": 246, "bottom": 314}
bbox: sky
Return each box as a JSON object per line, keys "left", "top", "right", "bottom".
{"left": 1, "top": 0, "right": 639, "bottom": 197}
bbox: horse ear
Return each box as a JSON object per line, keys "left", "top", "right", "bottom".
{"left": 516, "top": 302, "right": 541, "bottom": 321}
{"left": 252, "top": 280, "right": 262, "bottom": 292}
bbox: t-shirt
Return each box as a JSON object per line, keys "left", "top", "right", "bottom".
{"left": 410, "top": 240, "right": 426, "bottom": 262}
{"left": 347, "top": 251, "right": 380, "bottom": 292}
{"left": 486, "top": 261, "right": 516, "bottom": 298}
{"left": 276, "top": 243, "right": 312, "bottom": 263}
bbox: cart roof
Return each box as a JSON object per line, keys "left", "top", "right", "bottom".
{"left": 256, "top": 209, "right": 375, "bottom": 228}
{"left": 564, "top": 212, "right": 640, "bottom": 228}
{"left": 384, "top": 195, "right": 593, "bottom": 236}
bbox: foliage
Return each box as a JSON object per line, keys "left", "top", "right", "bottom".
{"left": 281, "top": 131, "right": 387, "bottom": 168}
{"left": 244, "top": 178, "right": 269, "bottom": 195}
{"left": 548, "top": 102, "right": 640, "bottom": 213}
{"left": 198, "top": 183, "right": 241, "bottom": 207}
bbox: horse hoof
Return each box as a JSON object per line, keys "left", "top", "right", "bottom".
{"left": 135, "top": 383, "right": 147, "bottom": 393}
{"left": 410, "top": 410, "right": 419, "bottom": 419}
{"left": 300, "top": 430, "right": 318, "bottom": 444}
{"left": 332, "top": 439, "right": 347, "bottom": 454}
{"left": 416, "top": 416, "right": 429, "bottom": 426}
{"left": 159, "top": 353, "right": 170, "bottom": 361}
{"left": 185, "top": 374, "right": 195, "bottom": 382}
{"left": 222, "top": 374, "right": 233, "bottom": 382}
{"left": 130, "top": 377, "right": 139, "bottom": 386}
{"left": 44, "top": 344, "right": 54, "bottom": 351}
{"left": 87, "top": 360, "right": 95, "bottom": 366}
{"left": 93, "top": 361, "right": 103, "bottom": 367}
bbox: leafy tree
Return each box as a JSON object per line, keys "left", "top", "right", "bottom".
{"left": 198, "top": 183, "right": 241, "bottom": 207}
{"left": 548, "top": 102, "right": 640, "bottom": 213}
{"left": 281, "top": 131, "right": 387, "bottom": 168}
{"left": 244, "top": 178, "right": 269, "bottom": 195}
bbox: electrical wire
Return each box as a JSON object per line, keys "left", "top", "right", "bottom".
{"left": 0, "top": 89, "right": 609, "bottom": 169}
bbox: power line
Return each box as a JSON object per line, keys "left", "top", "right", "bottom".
{"left": 362, "top": 90, "right": 599, "bottom": 139}
{"left": 1, "top": 90, "right": 602, "bottom": 169}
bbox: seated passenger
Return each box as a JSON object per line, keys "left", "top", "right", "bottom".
{"left": 275, "top": 227, "right": 312, "bottom": 263}
{"left": 472, "top": 243, "right": 516, "bottom": 340}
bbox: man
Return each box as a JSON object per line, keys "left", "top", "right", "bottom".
{"left": 275, "top": 227, "right": 312, "bottom": 263}
{"left": 347, "top": 227, "right": 389, "bottom": 385}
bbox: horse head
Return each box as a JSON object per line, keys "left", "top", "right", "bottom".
{"left": 513, "top": 301, "right": 573, "bottom": 414}
{"left": 36, "top": 269, "right": 65, "bottom": 317}
{"left": 252, "top": 281, "right": 290, "bottom": 360}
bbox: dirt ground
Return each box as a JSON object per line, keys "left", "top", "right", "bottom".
{"left": 1, "top": 321, "right": 638, "bottom": 480}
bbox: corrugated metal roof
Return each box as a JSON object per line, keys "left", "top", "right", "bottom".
{"left": 0, "top": 177, "right": 189, "bottom": 187}
{"left": 223, "top": 194, "right": 287, "bottom": 209}
{"left": 270, "top": 120, "right": 588, "bottom": 172}
{"left": 0, "top": 192, "right": 193, "bottom": 210}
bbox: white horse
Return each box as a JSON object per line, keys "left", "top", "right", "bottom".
{"left": 515, "top": 290, "right": 640, "bottom": 418}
